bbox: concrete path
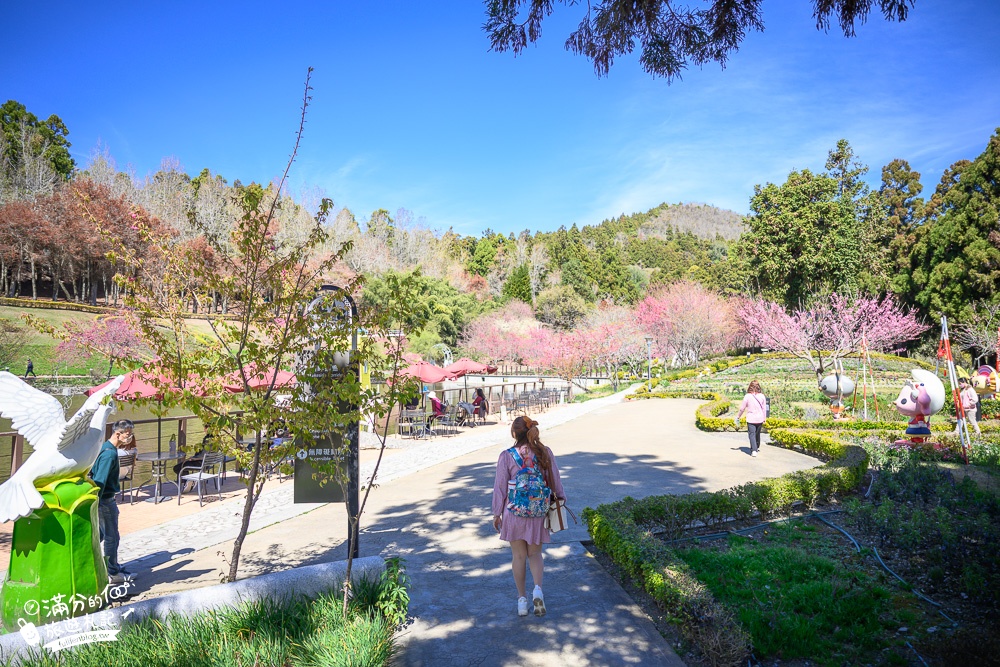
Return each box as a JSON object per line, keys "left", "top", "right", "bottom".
{"left": 120, "top": 394, "right": 822, "bottom": 666}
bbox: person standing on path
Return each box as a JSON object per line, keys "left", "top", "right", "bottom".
{"left": 24, "top": 358, "right": 36, "bottom": 378}
{"left": 89, "top": 419, "right": 134, "bottom": 584}
{"left": 959, "top": 378, "right": 981, "bottom": 436}
{"left": 735, "top": 380, "right": 767, "bottom": 457}
{"left": 492, "top": 416, "right": 566, "bottom": 618}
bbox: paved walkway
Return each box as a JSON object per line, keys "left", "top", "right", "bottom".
{"left": 112, "top": 390, "right": 821, "bottom": 666}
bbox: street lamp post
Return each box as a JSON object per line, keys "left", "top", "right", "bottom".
{"left": 644, "top": 335, "right": 654, "bottom": 382}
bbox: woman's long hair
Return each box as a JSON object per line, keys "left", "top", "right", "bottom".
{"left": 511, "top": 416, "right": 550, "bottom": 480}
{"left": 747, "top": 380, "right": 762, "bottom": 394}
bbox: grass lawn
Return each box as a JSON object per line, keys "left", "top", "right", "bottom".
{"left": 668, "top": 355, "right": 924, "bottom": 422}
{"left": 0, "top": 305, "right": 222, "bottom": 378}
{"left": 16, "top": 563, "right": 410, "bottom": 667}
{"left": 572, "top": 382, "right": 621, "bottom": 402}
{"left": 675, "top": 520, "right": 919, "bottom": 666}
{"left": 657, "top": 440, "right": 1000, "bottom": 666}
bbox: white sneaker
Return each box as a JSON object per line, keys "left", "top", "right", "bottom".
{"left": 532, "top": 586, "right": 546, "bottom": 617}
{"left": 751, "top": 450, "right": 758, "bottom": 457}
{"left": 108, "top": 573, "right": 126, "bottom": 585}
{"left": 517, "top": 596, "right": 528, "bottom": 617}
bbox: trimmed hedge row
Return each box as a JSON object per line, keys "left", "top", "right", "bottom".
{"left": 634, "top": 387, "right": 968, "bottom": 434}
{"left": 584, "top": 504, "right": 751, "bottom": 666}
{"left": 635, "top": 351, "right": 935, "bottom": 402}
{"left": 586, "top": 391, "right": 872, "bottom": 665}
{"left": 0, "top": 297, "right": 111, "bottom": 314}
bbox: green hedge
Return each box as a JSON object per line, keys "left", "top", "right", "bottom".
{"left": 633, "top": 386, "right": 968, "bottom": 433}
{"left": 0, "top": 297, "right": 112, "bottom": 314}
{"left": 584, "top": 503, "right": 751, "bottom": 665}
{"left": 650, "top": 351, "right": 934, "bottom": 388}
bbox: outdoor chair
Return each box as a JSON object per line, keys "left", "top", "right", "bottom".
{"left": 266, "top": 440, "right": 295, "bottom": 482}
{"left": 437, "top": 403, "right": 462, "bottom": 436}
{"left": 118, "top": 451, "right": 136, "bottom": 504}
{"left": 398, "top": 409, "right": 426, "bottom": 439}
{"left": 475, "top": 399, "right": 490, "bottom": 425}
{"left": 178, "top": 451, "right": 226, "bottom": 507}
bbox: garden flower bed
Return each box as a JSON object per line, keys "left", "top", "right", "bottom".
{"left": 590, "top": 376, "right": 1000, "bottom": 666}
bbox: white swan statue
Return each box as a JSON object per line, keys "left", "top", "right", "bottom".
{"left": 0, "top": 371, "right": 125, "bottom": 523}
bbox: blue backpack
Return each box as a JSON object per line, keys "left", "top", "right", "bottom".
{"left": 506, "top": 447, "right": 551, "bottom": 518}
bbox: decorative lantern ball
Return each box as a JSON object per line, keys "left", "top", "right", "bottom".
{"left": 819, "top": 374, "right": 856, "bottom": 400}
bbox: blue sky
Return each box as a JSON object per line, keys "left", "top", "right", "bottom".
{"left": 3, "top": 1, "right": 997, "bottom": 236}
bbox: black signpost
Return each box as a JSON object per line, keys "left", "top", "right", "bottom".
{"left": 294, "top": 285, "right": 360, "bottom": 559}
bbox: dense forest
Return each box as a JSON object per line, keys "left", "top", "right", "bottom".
{"left": 2, "top": 98, "right": 998, "bottom": 364}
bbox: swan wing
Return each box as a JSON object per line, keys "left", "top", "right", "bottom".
{"left": 56, "top": 375, "right": 126, "bottom": 453}
{"left": 0, "top": 372, "right": 65, "bottom": 452}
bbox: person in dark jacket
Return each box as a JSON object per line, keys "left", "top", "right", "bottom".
{"left": 89, "top": 419, "right": 134, "bottom": 583}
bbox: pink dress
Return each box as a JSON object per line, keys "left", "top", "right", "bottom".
{"left": 492, "top": 445, "right": 566, "bottom": 545}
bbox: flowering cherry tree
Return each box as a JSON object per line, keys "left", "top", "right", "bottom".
{"left": 737, "top": 294, "right": 929, "bottom": 379}
{"left": 575, "top": 305, "right": 646, "bottom": 389}
{"left": 636, "top": 281, "right": 736, "bottom": 365}
{"left": 525, "top": 327, "right": 590, "bottom": 390}
{"left": 53, "top": 316, "right": 147, "bottom": 378}
{"left": 461, "top": 300, "right": 541, "bottom": 364}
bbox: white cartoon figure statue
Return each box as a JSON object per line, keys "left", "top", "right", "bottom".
{"left": 893, "top": 369, "right": 946, "bottom": 445}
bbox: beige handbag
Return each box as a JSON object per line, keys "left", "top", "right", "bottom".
{"left": 546, "top": 497, "right": 578, "bottom": 533}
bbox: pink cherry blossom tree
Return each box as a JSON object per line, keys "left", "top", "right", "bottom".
{"left": 636, "top": 281, "right": 736, "bottom": 365}
{"left": 737, "top": 294, "right": 929, "bottom": 379}
{"left": 526, "top": 327, "right": 590, "bottom": 390}
{"left": 461, "top": 300, "right": 542, "bottom": 364}
{"left": 575, "top": 304, "right": 646, "bottom": 389}
{"left": 53, "top": 315, "right": 147, "bottom": 377}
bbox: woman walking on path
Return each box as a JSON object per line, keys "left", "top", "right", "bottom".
{"left": 492, "top": 416, "right": 566, "bottom": 617}
{"left": 735, "top": 380, "right": 767, "bottom": 457}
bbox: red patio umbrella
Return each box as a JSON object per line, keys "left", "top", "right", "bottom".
{"left": 86, "top": 365, "right": 195, "bottom": 400}
{"left": 444, "top": 358, "right": 498, "bottom": 375}
{"left": 399, "top": 361, "right": 459, "bottom": 384}
{"left": 444, "top": 358, "right": 498, "bottom": 401}
{"left": 87, "top": 364, "right": 202, "bottom": 456}
{"left": 223, "top": 364, "right": 297, "bottom": 393}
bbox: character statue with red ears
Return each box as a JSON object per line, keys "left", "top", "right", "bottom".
{"left": 893, "top": 369, "right": 946, "bottom": 445}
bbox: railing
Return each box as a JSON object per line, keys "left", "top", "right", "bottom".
{"left": 1, "top": 378, "right": 583, "bottom": 477}
{"left": 1, "top": 414, "right": 208, "bottom": 486}
{"left": 375, "top": 379, "right": 576, "bottom": 437}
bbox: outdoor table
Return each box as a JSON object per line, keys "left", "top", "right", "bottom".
{"left": 222, "top": 454, "right": 240, "bottom": 481}
{"left": 136, "top": 451, "right": 182, "bottom": 504}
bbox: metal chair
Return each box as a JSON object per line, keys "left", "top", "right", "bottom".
{"left": 178, "top": 451, "right": 226, "bottom": 506}
{"left": 398, "top": 409, "right": 427, "bottom": 438}
{"left": 474, "top": 399, "right": 490, "bottom": 425}
{"left": 437, "top": 403, "right": 462, "bottom": 436}
{"left": 118, "top": 451, "right": 136, "bottom": 504}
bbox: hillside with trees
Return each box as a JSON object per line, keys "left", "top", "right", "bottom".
{"left": 3, "top": 97, "right": 999, "bottom": 374}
